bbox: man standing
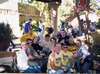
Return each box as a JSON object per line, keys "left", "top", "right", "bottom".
{"left": 23, "top": 18, "right": 32, "bottom": 34}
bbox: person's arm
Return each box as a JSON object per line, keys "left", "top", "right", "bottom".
{"left": 37, "top": 44, "right": 43, "bottom": 51}
{"left": 32, "top": 43, "right": 43, "bottom": 51}
{"left": 39, "top": 40, "right": 45, "bottom": 48}
{"left": 48, "top": 54, "right": 56, "bottom": 70}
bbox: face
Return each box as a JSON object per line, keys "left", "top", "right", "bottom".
{"left": 29, "top": 19, "right": 32, "bottom": 23}
{"left": 62, "top": 46, "right": 68, "bottom": 51}
{"left": 55, "top": 43, "right": 61, "bottom": 54}
{"left": 33, "top": 37, "right": 38, "bottom": 43}
{"left": 76, "top": 40, "right": 81, "bottom": 47}
{"left": 27, "top": 39, "right": 33, "bottom": 45}
{"left": 21, "top": 43, "right": 28, "bottom": 50}
{"left": 45, "top": 36, "right": 50, "bottom": 41}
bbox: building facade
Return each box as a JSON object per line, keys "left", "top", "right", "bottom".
{"left": 0, "top": 0, "right": 21, "bottom": 37}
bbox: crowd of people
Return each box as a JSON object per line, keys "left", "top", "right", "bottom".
{"left": 0, "top": 17, "right": 97, "bottom": 73}
{"left": 16, "top": 18, "right": 96, "bottom": 73}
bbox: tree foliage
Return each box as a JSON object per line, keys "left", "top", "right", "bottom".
{"left": 58, "top": 0, "right": 74, "bottom": 26}
{"left": 0, "top": 23, "right": 12, "bottom": 51}
{"left": 0, "top": 23, "right": 12, "bottom": 42}
{"left": 30, "top": 1, "right": 51, "bottom": 27}
{"left": 19, "top": 0, "right": 99, "bottom": 28}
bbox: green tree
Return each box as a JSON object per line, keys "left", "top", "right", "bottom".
{"left": 30, "top": 1, "right": 51, "bottom": 27}
{"left": 58, "top": 0, "right": 74, "bottom": 27}
{"left": 0, "top": 23, "right": 12, "bottom": 51}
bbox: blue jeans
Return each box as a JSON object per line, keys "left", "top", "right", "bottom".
{"left": 75, "top": 55, "right": 93, "bottom": 73}
{"left": 82, "top": 62, "right": 91, "bottom": 73}
{"left": 64, "top": 64, "right": 72, "bottom": 73}
{"left": 75, "top": 60, "right": 82, "bottom": 73}
{"left": 23, "top": 65, "right": 41, "bottom": 73}
{"left": 82, "top": 55, "right": 93, "bottom": 73}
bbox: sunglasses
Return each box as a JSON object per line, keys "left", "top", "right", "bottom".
{"left": 63, "top": 46, "right": 68, "bottom": 48}
{"left": 26, "top": 42, "right": 32, "bottom": 45}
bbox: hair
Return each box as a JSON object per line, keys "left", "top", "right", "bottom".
{"left": 29, "top": 18, "right": 32, "bottom": 21}
{"left": 77, "top": 39, "right": 81, "bottom": 43}
{"left": 45, "top": 34, "right": 50, "bottom": 38}
{"left": 40, "top": 20, "right": 43, "bottom": 23}
{"left": 55, "top": 42, "right": 61, "bottom": 46}
{"left": 26, "top": 39, "right": 33, "bottom": 43}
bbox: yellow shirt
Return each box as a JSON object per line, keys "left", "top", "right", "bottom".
{"left": 61, "top": 50, "right": 73, "bottom": 66}
{"left": 47, "top": 53, "right": 62, "bottom": 70}
{"left": 55, "top": 53, "right": 62, "bottom": 68}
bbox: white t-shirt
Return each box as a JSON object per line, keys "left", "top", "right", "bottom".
{"left": 40, "top": 39, "right": 50, "bottom": 48}
{"left": 16, "top": 50, "right": 29, "bottom": 71}
{"left": 79, "top": 43, "right": 90, "bottom": 59}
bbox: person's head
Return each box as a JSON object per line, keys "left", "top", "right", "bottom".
{"left": 75, "top": 39, "right": 82, "bottom": 47}
{"left": 28, "top": 18, "right": 32, "bottom": 23}
{"left": 56, "top": 43, "right": 61, "bottom": 47}
{"left": 53, "top": 43, "right": 61, "bottom": 54}
{"left": 51, "top": 43, "right": 61, "bottom": 54}
{"left": 45, "top": 34, "right": 50, "bottom": 41}
{"left": 40, "top": 20, "right": 43, "bottom": 23}
{"left": 33, "top": 36, "right": 40, "bottom": 43}
{"left": 61, "top": 43, "right": 68, "bottom": 52}
{"left": 26, "top": 39, "right": 33, "bottom": 46}
{"left": 69, "top": 37, "right": 74, "bottom": 45}
{"left": 21, "top": 42, "right": 28, "bottom": 51}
